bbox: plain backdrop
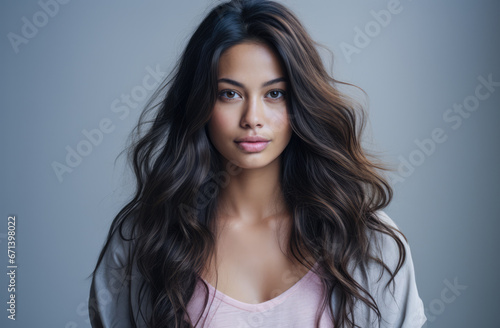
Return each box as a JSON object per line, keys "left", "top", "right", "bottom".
{"left": 1, "top": 0, "right": 499, "bottom": 327}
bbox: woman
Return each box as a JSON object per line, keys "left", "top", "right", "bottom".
{"left": 88, "top": 0, "right": 426, "bottom": 327}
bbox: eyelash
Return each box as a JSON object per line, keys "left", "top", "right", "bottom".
{"left": 218, "top": 89, "right": 286, "bottom": 101}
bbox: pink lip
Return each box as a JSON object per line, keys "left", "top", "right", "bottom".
{"left": 236, "top": 141, "right": 270, "bottom": 152}
{"left": 235, "top": 136, "right": 270, "bottom": 142}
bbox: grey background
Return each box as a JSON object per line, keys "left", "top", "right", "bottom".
{"left": 1, "top": 0, "right": 499, "bottom": 327}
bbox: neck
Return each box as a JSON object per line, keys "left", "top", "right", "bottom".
{"left": 216, "top": 156, "right": 288, "bottom": 226}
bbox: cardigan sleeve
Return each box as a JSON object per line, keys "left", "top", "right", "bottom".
{"left": 335, "top": 210, "right": 427, "bottom": 328}
{"left": 88, "top": 223, "right": 150, "bottom": 328}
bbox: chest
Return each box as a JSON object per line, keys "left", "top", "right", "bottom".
{"left": 200, "top": 218, "right": 311, "bottom": 304}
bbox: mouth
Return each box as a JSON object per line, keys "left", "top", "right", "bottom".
{"left": 234, "top": 140, "right": 270, "bottom": 152}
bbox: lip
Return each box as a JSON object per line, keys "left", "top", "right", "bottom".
{"left": 234, "top": 136, "right": 271, "bottom": 152}
{"left": 235, "top": 136, "right": 270, "bottom": 142}
{"left": 236, "top": 141, "right": 270, "bottom": 152}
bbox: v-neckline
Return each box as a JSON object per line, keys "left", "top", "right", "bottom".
{"left": 199, "top": 261, "right": 319, "bottom": 311}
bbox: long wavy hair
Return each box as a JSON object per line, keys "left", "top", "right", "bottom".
{"left": 89, "top": 0, "right": 406, "bottom": 327}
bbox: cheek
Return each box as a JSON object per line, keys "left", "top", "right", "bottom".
{"left": 269, "top": 108, "right": 291, "bottom": 134}
{"left": 208, "top": 110, "right": 234, "bottom": 140}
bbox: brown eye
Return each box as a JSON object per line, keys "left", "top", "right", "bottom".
{"left": 267, "top": 90, "right": 285, "bottom": 99}
{"left": 219, "top": 90, "right": 241, "bottom": 101}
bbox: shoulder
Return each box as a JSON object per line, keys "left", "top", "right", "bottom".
{"left": 344, "top": 210, "right": 428, "bottom": 327}
{"left": 89, "top": 218, "right": 149, "bottom": 327}
{"left": 368, "top": 210, "right": 406, "bottom": 271}
{"left": 102, "top": 218, "right": 136, "bottom": 268}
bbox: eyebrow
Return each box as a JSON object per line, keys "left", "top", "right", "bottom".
{"left": 217, "top": 77, "right": 287, "bottom": 88}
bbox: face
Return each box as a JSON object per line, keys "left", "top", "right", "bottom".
{"left": 206, "top": 41, "right": 292, "bottom": 170}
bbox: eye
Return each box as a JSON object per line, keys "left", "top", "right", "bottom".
{"left": 267, "top": 89, "right": 286, "bottom": 100}
{"left": 218, "top": 89, "right": 241, "bottom": 101}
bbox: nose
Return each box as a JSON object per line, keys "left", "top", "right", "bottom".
{"left": 240, "top": 95, "right": 264, "bottom": 129}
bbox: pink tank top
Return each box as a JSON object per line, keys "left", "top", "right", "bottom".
{"left": 186, "top": 262, "right": 334, "bottom": 327}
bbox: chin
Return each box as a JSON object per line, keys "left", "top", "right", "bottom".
{"left": 230, "top": 155, "right": 280, "bottom": 170}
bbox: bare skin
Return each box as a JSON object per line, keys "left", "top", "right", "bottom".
{"left": 203, "top": 41, "right": 314, "bottom": 304}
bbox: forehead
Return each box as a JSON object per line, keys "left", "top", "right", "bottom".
{"left": 218, "top": 41, "right": 286, "bottom": 80}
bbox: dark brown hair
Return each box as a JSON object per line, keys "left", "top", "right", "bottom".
{"left": 89, "top": 0, "right": 406, "bottom": 327}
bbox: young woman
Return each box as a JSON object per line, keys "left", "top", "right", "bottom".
{"left": 88, "top": 0, "right": 426, "bottom": 327}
